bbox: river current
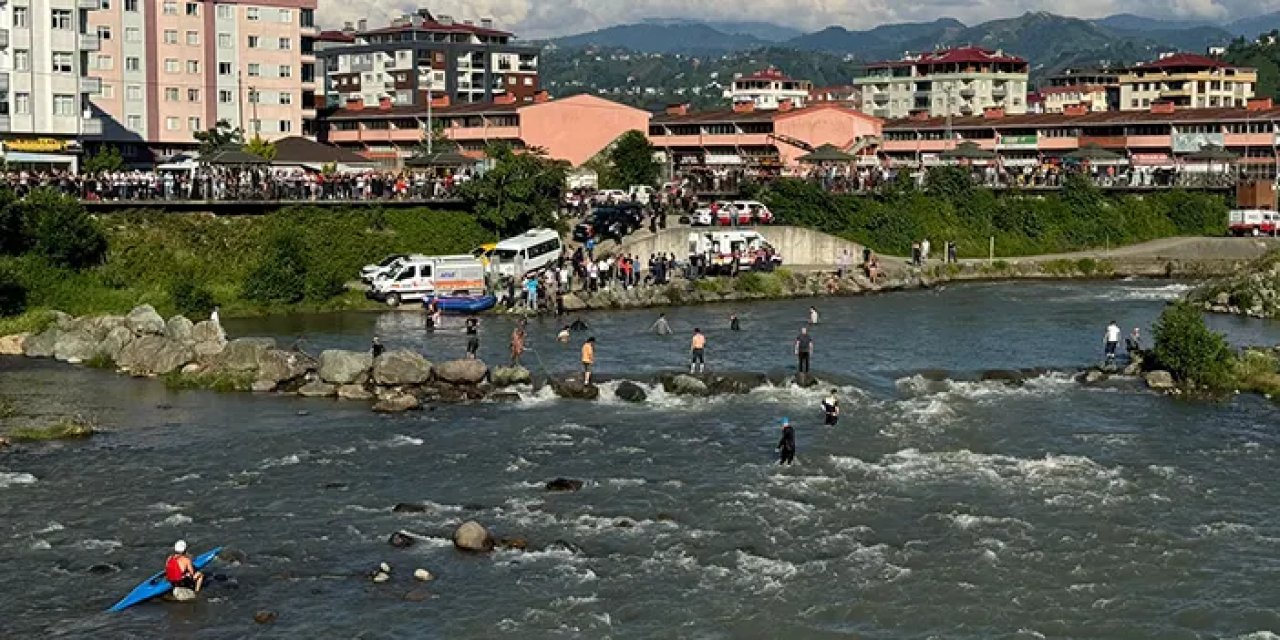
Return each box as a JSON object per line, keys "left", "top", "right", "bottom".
{"left": 4, "top": 281, "right": 1280, "bottom": 638}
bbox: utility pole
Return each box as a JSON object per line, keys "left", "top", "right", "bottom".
{"left": 250, "top": 85, "right": 259, "bottom": 137}
{"left": 944, "top": 84, "right": 954, "bottom": 150}
{"left": 237, "top": 72, "right": 246, "bottom": 133}
{"left": 426, "top": 74, "right": 433, "bottom": 155}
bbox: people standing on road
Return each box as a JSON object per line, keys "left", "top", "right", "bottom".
{"left": 581, "top": 337, "right": 596, "bottom": 385}
{"left": 465, "top": 316, "right": 480, "bottom": 359}
{"left": 690, "top": 328, "right": 706, "bottom": 374}
{"left": 776, "top": 418, "right": 796, "bottom": 466}
{"left": 947, "top": 241, "right": 958, "bottom": 263}
{"left": 510, "top": 320, "right": 526, "bottom": 366}
{"left": 821, "top": 389, "right": 840, "bottom": 426}
{"left": 371, "top": 336, "right": 385, "bottom": 359}
{"left": 730, "top": 313, "right": 741, "bottom": 331}
{"left": 809, "top": 306, "right": 819, "bottom": 325}
{"left": 1104, "top": 320, "right": 1121, "bottom": 363}
{"left": 651, "top": 313, "right": 673, "bottom": 335}
{"left": 911, "top": 242, "right": 921, "bottom": 266}
{"left": 795, "top": 327, "right": 813, "bottom": 373}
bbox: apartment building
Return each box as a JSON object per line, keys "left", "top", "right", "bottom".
{"left": 728, "top": 68, "right": 812, "bottom": 110}
{"left": 1041, "top": 68, "right": 1119, "bottom": 113}
{"left": 85, "top": 0, "right": 319, "bottom": 162}
{"left": 0, "top": 0, "right": 104, "bottom": 169}
{"left": 1118, "top": 53, "right": 1256, "bottom": 111}
{"left": 855, "top": 47, "right": 1029, "bottom": 120}
{"left": 317, "top": 9, "right": 539, "bottom": 111}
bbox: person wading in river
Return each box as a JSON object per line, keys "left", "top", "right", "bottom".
{"left": 690, "top": 328, "right": 706, "bottom": 374}
{"left": 821, "top": 389, "right": 840, "bottom": 426}
{"left": 581, "top": 337, "right": 596, "bottom": 385}
{"left": 465, "top": 316, "right": 480, "bottom": 359}
{"left": 776, "top": 418, "right": 796, "bottom": 465}
{"left": 510, "top": 320, "right": 527, "bottom": 366}
{"left": 795, "top": 327, "right": 813, "bottom": 373}
{"left": 651, "top": 313, "right": 673, "bottom": 335}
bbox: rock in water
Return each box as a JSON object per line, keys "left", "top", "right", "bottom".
{"left": 497, "top": 537, "right": 528, "bottom": 551}
{"left": 1082, "top": 369, "right": 1107, "bottom": 385}
{"left": 0, "top": 332, "right": 29, "bottom": 355}
{"left": 1145, "top": 370, "right": 1176, "bottom": 390}
{"left": 434, "top": 359, "right": 488, "bottom": 385}
{"left": 551, "top": 380, "right": 600, "bottom": 400}
{"left": 614, "top": 381, "right": 647, "bottom": 403}
{"left": 318, "top": 350, "right": 374, "bottom": 385}
{"left": 545, "top": 477, "right": 584, "bottom": 492}
{"left": 116, "top": 336, "right": 193, "bottom": 375}
{"left": 296, "top": 381, "right": 337, "bottom": 398}
{"left": 218, "top": 338, "right": 277, "bottom": 371}
{"left": 125, "top": 305, "right": 166, "bottom": 336}
{"left": 413, "top": 568, "right": 433, "bottom": 582}
{"left": 165, "top": 316, "right": 194, "bottom": 343}
{"left": 190, "top": 320, "right": 226, "bottom": 350}
{"left": 372, "top": 349, "right": 432, "bottom": 386}
{"left": 257, "top": 349, "right": 313, "bottom": 385}
{"left": 379, "top": 562, "right": 392, "bottom": 574}
{"left": 373, "top": 393, "right": 421, "bottom": 413}
{"left": 337, "top": 384, "right": 374, "bottom": 401}
{"left": 667, "top": 374, "right": 709, "bottom": 396}
{"left": 793, "top": 373, "right": 819, "bottom": 388}
{"left": 388, "top": 531, "right": 416, "bottom": 548}
{"left": 98, "top": 326, "right": 134, "bottom": 361}
{"left": 251, "top": 380, "right": 277, "bottom": 393}
{"left": 403, "top": 588, "right": 431, "bottom": 602}
{"left": 254, "top": 610, "right": 278, "bottom": 625}
{"left": 452, "top": 520, "right": 495, "bottom": 553}
{"left": 22, "top": 328, "right": 60, "bottom": 358}
{"left": 490, "top": 366, "right": 532, "bottom": 387}
{"left": 53, "top": 330, "right": 99, "bottom": 363}
{"left": 372, "top": 571, "right": 390, "bottom": 583}
{"left": 170, "top": 587, "right": 197, "bottom": 602}
{"left": 392, "top": 503, "right": 427, "bottom": 513}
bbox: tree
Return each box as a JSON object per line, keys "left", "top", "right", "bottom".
{"left": 1153, "top": 301, "right": 1234, "bottom": 387}
{"left": 82, "top": 146, "right": 124, "bottom": 173}
{"left": 193, "top": 119, "right": 245, "bottom": 157}
{"left": 460, "top": 143, "right": 567, "bottom": 236}
{"left": 242, "top": 232, "right": 308, "bottom": 304}
{"left": 0, "top": 187, "right": 25, "bottom": 256}
{"left": 923, "top": 166, "right": 975, "bottom": 202}
{"left": 20, "top": 189, "right": 107, "bottom": 270}
{"left": 607, "top": 130, "right": 660, "bottom": 189}
{"left": 411, "top": 122, "right": 459, "bottom": 158}
{"left": 0, "top": 261, "right": 26, "bottom": 317}
{"left": 244, "top": 135, "right": 277, "bottom": 161}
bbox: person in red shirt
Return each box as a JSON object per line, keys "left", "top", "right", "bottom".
{"left": 165, "top": 540, "right": 205, "bottom": 593}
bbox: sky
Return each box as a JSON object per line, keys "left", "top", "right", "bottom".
{"left": 320, "top": 0, "right": 1280, "bottom": 37}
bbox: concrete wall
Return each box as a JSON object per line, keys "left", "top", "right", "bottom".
{"left": 618, "top": 226, "right": 866, "bottom": 268}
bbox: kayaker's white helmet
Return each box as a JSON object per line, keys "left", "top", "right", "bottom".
{"left": 174, "top": 540, "right": 187, "bottom": 553}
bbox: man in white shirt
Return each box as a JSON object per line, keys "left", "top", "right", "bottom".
{"left": 1104, "top": 321, "right": 1121, "bottom": 363}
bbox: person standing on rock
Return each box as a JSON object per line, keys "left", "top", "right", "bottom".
{"left": 510, "top": 320, "right": 526, "bottom": 366}
{"left": 1126, "top": 327, "right": 1143, "bottom": 359}
{"left": 795, "top": 327, "right": 813, "bottom": 373}
{"left": 581, "top": 337, "right": 596, "bottom": 385}
{"left": 465, "top": 316, "right": 480, "bottom": 359}
{"left": 776, "top": 418, "right": 796, "bottom": 466}
{"left": 1104, "top": 320, "right": 1121, "bottom": 364}
{"left": 210, "top": 305, "right": 224, "bottom": 340}
{"left": 651, "top": 313, "right": 673, "bottom": 335}
{"left": 371, "top": 336, "right": 385, "bottom": 359}
{"left": 690, "top": 328, "right": 706, "bottom": 374}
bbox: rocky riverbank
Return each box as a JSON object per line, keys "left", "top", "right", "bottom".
{"left": 1189, "top": 250, "right": 1280, "bottom": 319}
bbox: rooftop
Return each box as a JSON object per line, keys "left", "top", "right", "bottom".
{"left": 737, "top": 68, "right": 794, "bottom": 83}
{"left": 867, "top": 46, "right": 1027, "bottom": 68}
{"left": 884, "top": 105, "right": 1280, "bottom": 130}
{"left": 1130, "top": 52, "right": 1229, "bottom": 71}
{"left": 653, "top": 103, "right": 869, "bottom": 125}
{"left": 326, "top": 101, "right": 522, "bottom": 121}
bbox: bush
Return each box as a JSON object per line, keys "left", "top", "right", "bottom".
{"left": 1152, "top": 301, "right": 1234, "bottom": 387}
{"left": 171, "top": 278, "right": 216, "bottom": 317}
{"left": 21, "top": 189, "right": 108, "bottom": 270}
{"left": 243, "top": 233, "right": 308, "bottom": 304}
{"left": 0, "top": 262, "right": 27, "bottom": 317}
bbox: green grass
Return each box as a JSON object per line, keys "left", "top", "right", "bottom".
{"left": 161, "top": 369, "right": 257, "bottom": 393}
{"left": 0, "top": 395, "right": 15, "bottom": 419}
{"left": 1232, "top": 349, "right": 1280, "bottom": 398}
{"left": 694, "top": 279, "right": 724, "bottom": 294}
{"left": 734, "top": 272, "right": 785, "bottom": 296}
{"left": 0, "top": 308, "right": 59, "bottom": 337}
{"left": 84, "top": 353, "right": 116, "bottom": 369}
{"left": 8, "top": 415, "right": 96, "bottom": 441}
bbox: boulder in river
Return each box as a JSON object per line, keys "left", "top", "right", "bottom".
{"left": 1145, "top": 370, "right": 1176, "bottom": 390}
{"left": 434, "top": 359, "right": 488, "bottom": 385}
{"left": 337, "top": 384, "right": 374, "bottom": 401}
{"left": 551, "top": 379, "right": 599, "bottom": 400}
{"left": 403, "top": 588, "right": 431, "bottom": 602}
{"left": 793, "top": 373, "right": 819, "bottom": 388}
{"left": 256, "top": 349, "right": 313, "bottom": 386}
{"left": 297, "top": 381, "right": 337, "bottom": 398}
{"left": 116, "top": 336, "right": 193, "bottom": 375}
{"left": 87, "top": 563, "right": 121, "bottom": 575}
{"left": 546, "top": 477, "right": 584, "bottom": 492}
{"left": 125, "top": 305, "right": 166, "bottom": 336}
{"left": 0, "top": 332, "right": 29, "bottom": 355}
{"left": 614, "top": 381, "right": 647, "bottom": 403}
{"left": 253, "top": 610, "right": 278, "bottom": 625}
{"left": 373, "top": 392, "right": 421, "bottom": 413}
{"left": 372, "top": 349, "right": 432, "bottom": 386}
{"left": 706, "top": 372, "right": 768, "bottom": 395}
{"left": 318, "top": 350, "right": 373, "bottom": 385}
{"left": 666, "top": 374, "right": 709, "bottom": 396}
{"left": 53, "top": 330, "right": 99, "bottom": 363}
{"left": 1081, "top": 369, "right": 1108, "bottom": 385}
{"left": 251, "top": 380, "right": 277, "bottom": 393}
{"left": 22, "top": 328, "right": 59, "bottom": 358}
{"left": 497, "top": 537, "right": 528, "bottom": 551}
{"left": 372, "top": 572, "right": 390, "bottom": 583}
{"left": 388, "top": 531, "right": 416, "bottom": 548}
{"left": 452, "top": 520, "right": 495, "bottom": 553}
{"left": 490, "top": 366, "right": 532, "bottom": 387}
{"left": 165, "top": 316, "right": 194, "bottom": 343}
{"left": 98, "top": 326, "right": 134, "bottom": 362}
{"left": 190, "top": 320, "right": 225, "bottom": 347}
{"left": 393, "top": 503, "right": 428, "bottom": 513}
{"left": 218, "top": 338, "right": 277, "bottom": 372}
{"left": 413, "top": 568, "right": 433, "bottom": 582}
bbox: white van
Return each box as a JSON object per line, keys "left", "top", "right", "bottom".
{"left": 492, "top": 228, "right": 563, "bottom": 278}
{"left": 368, "top": 255, "right": 487, "bottom": 306}
{"left": 688, "top": 230, "right": 782, "bottom": 274}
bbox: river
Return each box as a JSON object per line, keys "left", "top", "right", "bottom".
{"left": 4, "top": 280, "right": 1280, "bottom": 638}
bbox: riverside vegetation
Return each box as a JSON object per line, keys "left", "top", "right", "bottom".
{"left": 1147, "top": 300, "right": 1280, "bottom": 398}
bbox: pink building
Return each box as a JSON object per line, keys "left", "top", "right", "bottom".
{"left": 321, "top": 93, "right": 650, "bottom": 167}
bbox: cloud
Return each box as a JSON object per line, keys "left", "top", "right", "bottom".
{"left": 316, "top": 0, "right": 1280, "bottom": 36}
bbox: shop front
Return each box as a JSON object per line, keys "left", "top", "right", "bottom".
{"left": 1, "top": 138, "right": 80, "bottom": 172}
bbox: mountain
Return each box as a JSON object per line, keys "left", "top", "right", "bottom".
{"left": 694, "top": 20, "right": 803, "bottom": 42}
{"left": 1226, "top": 12, "right": 1280, "bottom": 38}
{"left": 1093, "top": 13, "right": 1216, "bottom": 31}
{"left": 549, "top": 23, "right": 767, "bottom": 53}
{"left": 785, "top": 18, "right": 966, "bottom": 59}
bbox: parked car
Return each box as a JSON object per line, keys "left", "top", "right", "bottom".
{"left": 573, "top": 205, "right": 642, "bottom": 242}
{"left": 716, "top": 201, "right": 752, "bottom": 226}
{"left": 360, "top": 254, "right": 410, "bottom": 283}
{"left": 592, "top": 189, "right": 628, "bottom": 205}
{"left": 1228, "top": 209, "right": 1279, "bottom": 236}
{"left": 690, "top": 205, "right": 715, "bottom": 226}
{"left": 735, "top": 200, "right": 774, "bottom": 224}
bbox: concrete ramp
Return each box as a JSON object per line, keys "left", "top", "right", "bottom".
{"left": 617, "top": 226, "right": 866, "bottom": 268}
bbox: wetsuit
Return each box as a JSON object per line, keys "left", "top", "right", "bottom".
{"left": 777, "top": 425, "right": 796, "bottom": 465}
{"left": 730, "top": 316, "right": 740, "bottom": 331}
{"left": 371, "top": 342, "right": 385, "bottom": 358}
{"left": 822, "top": 397, "right": 839, "bottom": 426}
{"left": 465, "top": 318, "right": 479, "bottom": 356}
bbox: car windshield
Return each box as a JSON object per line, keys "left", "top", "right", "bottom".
{"left": 495, "top": 249, "right": 520, "bottom": 260}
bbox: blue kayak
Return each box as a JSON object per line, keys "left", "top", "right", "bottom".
{"left": 429, "top": 295, "right": 497, "bottom": 314}
{"left": 108, "top": 547, "right": 221, "bottom": 612}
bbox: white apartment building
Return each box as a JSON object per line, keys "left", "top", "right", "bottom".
{"left": 728, "top": 68, "right": 811, "bottom": 110}
{"left": 856, "top": 47, "right": 1030, "bottom": 120}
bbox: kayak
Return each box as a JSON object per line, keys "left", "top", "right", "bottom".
{"left": 108, "top": 547, "right": 221, "bottom": 612}
{"left": 429, "top": 295, "right": 497, "bottom": 314}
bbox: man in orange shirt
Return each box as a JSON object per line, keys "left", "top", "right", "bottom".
{"left": 689, "top": 328, "right": 706, "bottom": 374}
{"left": 581, "top": 337, "right": 596, "bottom": 385}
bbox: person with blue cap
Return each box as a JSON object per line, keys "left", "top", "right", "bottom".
{"left": 776, "top": 417, "right": 796, "bottom": 465}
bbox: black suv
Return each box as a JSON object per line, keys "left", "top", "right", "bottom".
{"left": 572, "top": 204, "right": 644, "bottom": 242}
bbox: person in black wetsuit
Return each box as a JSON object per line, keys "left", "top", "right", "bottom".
{"left": 730, "top": 314, "right": 741, "bottom": 331}
{"left": 464, "top": 316, "right": 479, "bottom": 359}
{"left": 569, "top": 319, "right": 590, "bottom": 331}
{"left": 371, "top": 336, "right": 385, "bottom": 358}
{"left": 821, "top": 390, "right": 839, "bottom": 426}
{"left": 776, "top": 417, "right": 796, "bottom": 465}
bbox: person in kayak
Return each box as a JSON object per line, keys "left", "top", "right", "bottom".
{"left": 165, "top": 540, "right": 204, "bottom": 593}
{"left": 821, "top": 389, "right": 840, "bottom": 426}
{"left": 776, "top": 418, "right": 796, "bottom": 465}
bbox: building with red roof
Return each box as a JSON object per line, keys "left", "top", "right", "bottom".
{"left": 1118, "top": 51, "right": 1256, "bottom": 111}
{"left": 854, "top": 46, "right": 1030, "bottom": 120}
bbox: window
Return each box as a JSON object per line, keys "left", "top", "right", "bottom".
{"left": 186, "top": 88, "right": 199, "bottom": 102}
{"left": 166, "top": 117, "right": 179, "bottom": 131}
{"left": 100, "top": 0, "right": 110, "bottom": 8}
{"left": 278, "top": 65, "right": 291, "bottom": 78}
{"left": 218, "top": 62, "right": 232, "bottom": 76}
{"left": 218, "top": 89, "right": 233, "bottom": 103}
{"left": 14, "top": 93, "right": 29, "bottom": 115}
{"left": 188, "top": 116, "right": 201, "bottom": 130}
{"left": 246, "top": 7, "right": 259, "bottom": 21}
{"left": 124, "top": 0, "right": 137, "bottom": 11}
{"left": 13, "top": 50, "right": 28, "bottom": 71}
{"left": 53, "top": 95, "right": 76, "bottom": 117}
{"left": 277, "top": 92, "right": 292, "bottom": 105}
{"left": 125, "top": 57, "right": 140, "bottom": 72}
{"left": 217, "top": 4, "right": 232, "bottom": 18}
{"left": 278, "top": 9, "right": 291, "bottom": 23}
{"left": 218, "top": 33, "right": 231, "bottom": 48}
{"left": 101, "top": 84, "right": 114, "bottom": 99}
{"left": 126, "top": 85, "right": 142, "bottom": 101}
{"left": 186, "top": 60, "right": 199, "bottom": 74}
{"left": 278, "top": 37, "right": 291, "bottom": 50}
{"left": 164, "top": 30, "right": 178, "bottom": 44}
{"left": 164, "top": 58, "right": 179, "bottom": 74}
{"left": 186, "top": 31, "right": 199, "bottom": 46}
{"left": 279, "top": 120, "right": 292, "bottom": 132}
{"left": 247, "top": 35, "right": 259, "bottom": 48}
{"left": 125, "top": 27, "right": 141, "bottom": 42}
{"left": 12, "top": 8, "right": 27, "bottom": 28}
{"left": 162, "top": 1, "right": 176, "bottom": 15}
{"left": 247, "top": 89, "right": 259, "bottom": 103}
{"left": 96, "top": 54, "right": 113, "bottom": 70}
{"left": 165, "top": 87, "right": 179, "bottom": 101}
{"left": 51, "top": 9, "right": 73, "bottom": 30}
{"left": 127, "top": 115, "right": 142, "bottom": 131}
{"left": 247, "top": 63, "right": 260, "bottom": 77}
{"left": 185, "top": 2, "right": 198, "bottom": 16}
{"left": 52, "top": 52, "right": 74, "bottom": 74}
{"left": 97, "top": 26, "right": 112, "bottom": 40}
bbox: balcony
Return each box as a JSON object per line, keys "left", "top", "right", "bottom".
{"left": 78, "top": 0, "right": 99, "bottom": 8}
{"left": 79, "top": 33, "right": 100, "bottom": 51}
{"left": 872, "top": 92, "right": 889, "bottom": 103}
{"left": 992, "top": 85, "right": 1007, "bottom": 98}
{"left": 81, "top": 117, "right": 103, "bottom": 136}
{"left": 80, "top": 76, "right": 101, "bottom": 94}
{"left": 959, "top": 86, "right": 976, "bottom": 98}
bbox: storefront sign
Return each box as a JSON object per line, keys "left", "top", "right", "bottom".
{"left": 4, "top": 138, "right": 67, "bottom": 153}
{"left": 998, "top": 134, "right": 1038, "bottom": 148}
{"left": 1171, "top": 133, "right": 1224, "bottom": 154}
{"left": 1131, "top": 153, "right": 1173, "bottom": 167}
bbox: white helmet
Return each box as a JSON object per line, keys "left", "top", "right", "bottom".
{"left": 174, "top": 540, "right": 187, "bottom": 553}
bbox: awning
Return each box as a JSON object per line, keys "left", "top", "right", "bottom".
{"left": 3, "top": 151, "right": 76, "bottom": 164}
